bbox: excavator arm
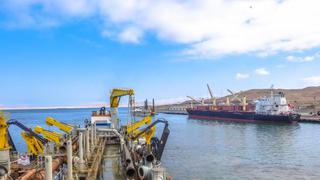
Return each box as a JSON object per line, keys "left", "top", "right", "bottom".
{"left": 46, "top": 117, "right": 74, "bottom": 134}
{"left": 110, "top": 88, "right": 134, "bottom": 108}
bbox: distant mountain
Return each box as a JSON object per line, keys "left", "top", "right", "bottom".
{"left": 179, "top": 86, "right": 320, "bottom": 107}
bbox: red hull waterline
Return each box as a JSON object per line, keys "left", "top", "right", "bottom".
{"left": 188, "top": 115, "right": 298, "bottom": 124}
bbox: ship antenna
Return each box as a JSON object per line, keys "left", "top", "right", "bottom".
{"left": 270, "top": 84, "right": 274, "bottom": 98}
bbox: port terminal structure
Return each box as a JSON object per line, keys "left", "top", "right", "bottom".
{"left": 0, "top": 88, "right": 171, "bottom": 180}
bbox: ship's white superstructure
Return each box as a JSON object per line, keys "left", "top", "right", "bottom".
{"left": 255, "top": 92, "right": 293, "bottom": 115}
{"left": 90, "top": 107, "right": 112, "bottom": 128}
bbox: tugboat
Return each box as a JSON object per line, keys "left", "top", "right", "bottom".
{"left": 187, "top": 89, "right": 300, "bottom": 123}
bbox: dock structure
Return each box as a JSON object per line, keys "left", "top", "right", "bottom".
{"left": 299, "top": 115, "right": 320, "bottom": 123}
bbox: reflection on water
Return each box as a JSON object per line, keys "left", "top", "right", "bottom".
{"left": 4, "top": 109, "right": 320, "bottom": 180}
{"left": 162, "top": 114, "right": 320, "bottom": 180}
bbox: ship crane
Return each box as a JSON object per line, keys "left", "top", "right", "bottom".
{"left": 227, "top": 89, "right": 248, "bottom": 111}
{"left": 186, "top": 96, "right": 204, "bottom": 108}
{"left": 110, "top": 88, "right": 135, "bottom": 128}
{"left": 6, "top": 119, "right": 48, "bottom": 155}
{"left": 207, "top": 84, "right": 216, "bottom": 106}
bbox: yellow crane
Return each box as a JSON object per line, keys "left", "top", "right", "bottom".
{"left": 46, "top": 117, "right": 74, "bottom": 134}
{"left": 110, "top": 88, "right": 134, "bottom": 108}
{"left": 126, "top": 116, "right": 156, "bottom": 145}
{"left": 34, "top": 125, "right": 64, "bottom": 145}
{"left": 0, "top": 113, "right": 10, "bottom": 151}
{"left": 109, "top": 88, "right": 135, "bottom": 128}
{"left": 6, "top": 119, "right": 48, "bottom": 156}
{"left": 21, "top": 132, "right": 44, "bottom": 155}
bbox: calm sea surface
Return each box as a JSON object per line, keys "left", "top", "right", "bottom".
{"left": 3, "top": 108, "right": 320, "bottom": 180}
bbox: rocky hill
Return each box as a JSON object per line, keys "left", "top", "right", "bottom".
{"left": 156, "top": 86, "right": 320, "bottom": 112}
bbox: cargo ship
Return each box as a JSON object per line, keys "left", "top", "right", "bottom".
{"left": 187, "top": 91, "right": 300, "bottom": 123}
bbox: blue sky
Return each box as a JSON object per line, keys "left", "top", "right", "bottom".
{"left": 1, "top": 0, "right": 320, "bottom": 107}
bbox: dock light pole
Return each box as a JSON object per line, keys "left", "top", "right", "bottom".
{"left": 45, "top": 156, "right": 53, "bottom": 180}
{"left": 67, "top": 139, "right": 73, "bottom": 180}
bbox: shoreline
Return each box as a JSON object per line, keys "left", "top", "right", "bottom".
{"left": 0, "top": 105, "right": 104, "bottom": 111}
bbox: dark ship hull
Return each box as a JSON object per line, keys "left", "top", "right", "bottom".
{"left": 186, "top": 109, "right": 300, "bottom": 123}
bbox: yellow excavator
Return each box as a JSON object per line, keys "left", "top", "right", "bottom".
{"left": 46, "top": 116, "right": 74, "bottom": 134}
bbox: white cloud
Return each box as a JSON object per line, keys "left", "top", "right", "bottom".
{"left": 276, "top": 64, "right": 285, "bottom": 68}
{"left": 235, "top": 73, "right": 249, "bottom": 80}
{"left": 302, "top": 76, "right": 320, "bottom": 86}
{"left": 118, "top": 27, "right": 142, "bottom": 44}
{"left": 3, "top": 0, "right": 320, "bottom": 57}
{"left": 286, "top": 52, "right": 320, "bottom": 62}
{"left": 254, "top": 68, "right": 269, "bottom": 76}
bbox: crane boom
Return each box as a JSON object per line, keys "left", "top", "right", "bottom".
{"left": 46, "top": 117, "right": 74, "bottom": 134}
{"left": 207, "top": 84, "right": 214, "bottom": 99}
{"left": 34, "top": 125, "right": 63, "bottom": 145}
{"left": 110, "top": 88, "right": 134, "bottom": 108}
{"left": 186, "top": 96, "right": 201, "bottom": 103}
{"left": 7, "top": 119, "right": 48, "bottom": 144}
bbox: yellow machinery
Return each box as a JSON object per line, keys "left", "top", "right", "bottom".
{"left": 127, "top": 116, "right": 155, "bottom": 145}
{"left": 0, "top": 113, "right": 10, "bottom": 150}
{"left": 109, "top": 88, "right": 135, "bottom": 128}
{"left": 34, "top": 125, "right": 63, "bottom": 145}
{"left": 21, "top": 131, "right": 44, "bottom": 155}
{"left": 46, "top": 117, "right": 74, "bottom": 134}
{"left": 110, "top": 88, "right": 134, "bottom": 108}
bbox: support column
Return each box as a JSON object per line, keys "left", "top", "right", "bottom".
{"left": 86, "top": 128, "right": 90, "bottom": 158}
{"left": 45, "top": 156, "right": 53, "bottom": 180}
{"left": 90, "top": 125, "right": 94, "bottom": 149}
{"left": 93, "top": 123, "right": 97, "bottom": 145}
{"left": 78, "top": 132, "right": 84, "bottom": 169}
{"left": 67, "top": 139, "right": 73, "bottom": 180}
